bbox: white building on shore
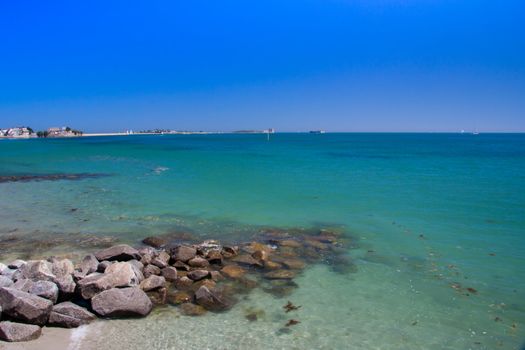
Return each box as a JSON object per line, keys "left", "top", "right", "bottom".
{"left": 0, "top": 127, "right": 35, "bottom": 138}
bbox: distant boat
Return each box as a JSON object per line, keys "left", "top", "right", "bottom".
{"left": 309, "top": 130, "right": 325, "bottom": 134}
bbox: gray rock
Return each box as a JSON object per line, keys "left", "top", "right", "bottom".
{"left": 140, "top": 253, "right": 153, "bottom": 265}
{"left": 97, "top": 261, "right": 112, "bottom": 272}
{"left": 143, "top": 264, "right": 161, "bottom": 278}
{"left": 0, "top": 275, "right": 14, "bottom": 288}
{"left": 1, "top": 268, "right": 16, "bottom": 280}
{"left": 50, "top": 258, "right": 74, "bottom": 277}
{"left": 173, "top": 261, "right": 190, "bottom": 271}
{"left": 170, "top": 245, "right": 197, "bottom": 263}
{"left": 151, "top": 251, "right": 170, "bottom": 268}
{"left": 8, "top": 260, "right": 26, "bottom": 269}
{"left": 91, "top": 287, "right": 152, "bottom": 318}
{"left": 14, "top": 260, "right": 55, "bottom": 281}
{"left": 95, "top": 244, "right": 141, "bottom": 261}
{"left": 79, "top": 254, "right": 99, "bottom": 276}
{"left": 127, "top": 260, "right": 145, "bottom": 283}
{"left": 14, "top": 279, "right": 59, "bottom": 304}
{"left": 188, "top": 257, "right": 210, "bottom": 268}
{"left": 48, "top": 302, "right": 97, "bottom": 328}
{"left": 77, "top": 262, "right": 142, "bottom": 299}
{"left": 0, "top": 263, "right": 7, "bottom": 274}
{"left": 0, "top": 321, "right": 41, "bottom": 342}
{"left": 139, "top": 275, "right": 166, "bottom": 292}
{"left": 54, "top": 274, "right": 76, "bottom": 296}
{"left": 187, "top": 269, "right": 210, "bottom": 281}
{"left": 161, "top": 266, "right": 178, "bottom": 281}
{"left": 174, "top": 276, "right": 193, "bottom": 290}
{"left": 0, "top": 287, "right": 53, "bottom": 326}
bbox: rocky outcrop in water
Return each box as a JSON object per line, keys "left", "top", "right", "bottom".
{"left": 0, "top": 173, "right": 110, "bottom": 184}
{"left": 0, "top": 227, "right": 353, "bottom": 342}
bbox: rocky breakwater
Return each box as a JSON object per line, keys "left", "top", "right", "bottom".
{"left": 0, "top": 228, "right": 353, "bottom": 343}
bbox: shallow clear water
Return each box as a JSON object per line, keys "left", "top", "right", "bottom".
{"left": 1, "top": 133, "right": 524, "bottom": 349}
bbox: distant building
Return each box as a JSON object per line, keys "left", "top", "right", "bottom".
{"left": 0, "top": 127, "right": 35, "bottom": 138}
{"left": 45, "top": 126, "right": 82, "bottom": 137}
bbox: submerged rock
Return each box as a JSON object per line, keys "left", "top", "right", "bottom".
{"left": 264, "top": 270, "right": 297, "bottom": 280}
{"left": 231, "top": 254, "right": 263, "bottom": 267}
{"left": 146, "top": 287, "right": 167, "bottom": 305}
{"left": 179, "top": 303, "right": 207, "bottom": 316}
{"left": 0, "top": 321, "right": 41, "bottom": 342}
{"left": 194, "top": 286, "right": 233, "bottom": 311}
{"left": 0, "top": 287, "right": 53, "bottom": 326}
{"left": 48, "top": 302, "right": 97, "bottom": 328}
{"left": 95, "top": 244, "right": 141, "bottom": 262}
{"left": 167, "top": 291, "right": 192, "bottom": 305}
{"left": 142, "top": 236, "right": 167, "bottom": 248}
{"left": 91, "top": 287, "right": 152, "bottom": 318}
{"left": 221, "top": 265, "right": 246, "bottom": 279}
{"left": 187, "top": 269, "right": 210, "bottom": 281}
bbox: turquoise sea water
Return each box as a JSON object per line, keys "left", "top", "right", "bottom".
{"left": 0, "top": 133, "right": 524, "bottom": 349}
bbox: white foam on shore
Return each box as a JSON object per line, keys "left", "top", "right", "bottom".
{"left": 68, "top": 324, "right": 96, "bottom": 350}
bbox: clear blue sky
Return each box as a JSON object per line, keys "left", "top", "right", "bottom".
{"left": 1, "top": 0, "right": 524, "bottom": 132}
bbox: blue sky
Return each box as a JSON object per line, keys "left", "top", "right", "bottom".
{"left": 0, "top": 0, "right": 524, "bottom": 132}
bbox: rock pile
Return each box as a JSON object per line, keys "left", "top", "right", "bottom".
{"left": 0, "top": 228, "right": 352, "bottom": 343}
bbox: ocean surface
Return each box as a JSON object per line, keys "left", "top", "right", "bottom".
{"left": 0, "top": 133, "right": 524, "bottom": 349}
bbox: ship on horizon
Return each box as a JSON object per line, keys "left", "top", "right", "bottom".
{"left": 309, "top": 130, "right": 325, "bottom": 134}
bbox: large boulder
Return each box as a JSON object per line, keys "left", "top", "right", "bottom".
{"left": 14, "top": 279, "right": 59, "bottom": 304}
{"left": 0, "top": 287, "right": 53, "bottom": 326}
{"left": 143, "top": 264, "right": 161, "bottom": 278}
{"left": 151, "top": 251, "right": 170, "bottom": 268}
{"left": 91, "top": 287, "right": 152, "bottom": 318}
{"left": 188, "top": 257, "right": 210, "bottom": 268}
{"left": 95, "top": 244, "right": 141, "bottom": 261}
{"left": 170, "top": 245, "right": 196, "bottom": 263}
{"left": 77, "top": 262, "right": 142, "bottom": 299}
{"left": 77, "top": 254, "right": 99, "bottom": 277}
{"left": 7, "top": 260, "right": 26, "bottom": 270}
{"left": 48, "top": 302, "right": 97, "bottom": 328}
{"left": 0, "top": 275, "right": 14, "bottom": 288}
{"left": 187, "top": 269, "right": 210, "bottom": 281}
{"left": 139, "top": 275, "right": 166, "bottom": 292}
{"left": 50, "top": 258, "right": 74, "bottom": 277}
{"left": 0, "top": 321, "right": 41, "bottom": 342}
{"left": 13, "top": 260, "right": 55, "bottom": 281}
{"left": 161, "top": 266, "right": 178, "bottom": 281}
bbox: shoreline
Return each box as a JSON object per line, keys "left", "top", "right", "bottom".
{"left": 0, "top": 228, "right": 348, "bottom": 344}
